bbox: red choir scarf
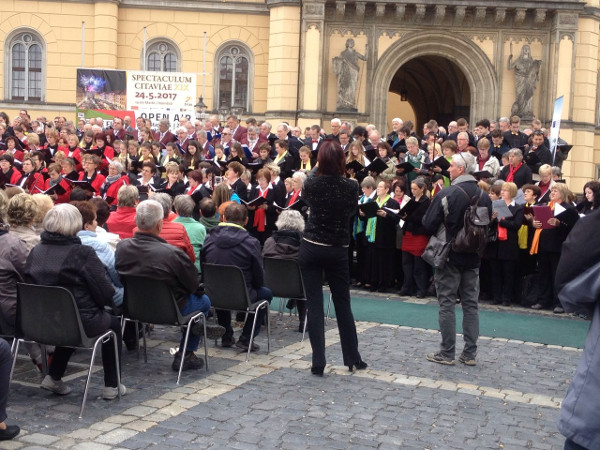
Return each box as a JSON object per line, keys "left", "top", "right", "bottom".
{"left": 506, "top": 162, "right": 522, "bottom": 183}
{"left": 253, "top": 187, "right": 270, "bottom": 232}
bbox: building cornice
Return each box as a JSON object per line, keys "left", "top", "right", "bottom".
{"left": 121, "top": 0, "right": 269, "bottom": 15}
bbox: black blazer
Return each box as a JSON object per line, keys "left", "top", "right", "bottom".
{"left": 499, "top": 164, "right": 533, "bottom": 189}
{"left": 373, "top": 198, "right": 401, "bottom": 248}
{"left": 275, "top": 153, "right": 295, "bottom": 180}
{"left": 249, "top": 187, "right": 277, "bottom": 231}
{"left": 495, "top": 203, "right": 525, "bottom": 261}
{"left": 230, "top": 178, "right": 248, "bottom": 202}
{"left": 159, "top": 180, "right": 186, "bottom": 197}
{"left": 539, "top": 203, "right": 579, "bottom": 253}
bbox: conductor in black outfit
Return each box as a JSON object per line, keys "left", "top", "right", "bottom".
{"left": 299, "top": 140, "right": 367, "bottom": 376}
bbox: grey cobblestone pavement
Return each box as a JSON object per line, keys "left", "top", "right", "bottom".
{"left": 4, "top": 308, "right": 581, "bottom": 449}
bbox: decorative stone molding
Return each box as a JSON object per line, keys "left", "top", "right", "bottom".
{"left": 303, "top": 21, "right": 323, "bottom": 32}
{"left": 515, "top": 8, "right": 527, "bottom": 25}
{"left": 475, "top": 7, "right": 486, "bottom": 22}
{"left": 434, "top": 5, "right": 446, "bottom": 25}
{"left": 535, "top": 9, "right": 547, "bottom": 24}
{"left": 454, "top": 6, "right": 466, "bottom": 26}
{"left": 495, "top": 8, "right": 506, "bottom": 25}
{"left": 415, "top": 4, "right": 426, "bottom": 21}
{"left": 395, "top": 4, "right": 405, "bottom": 20}
{"left": 559, "top": 31, "right": 576, "bottom": 42}
{"left": 558, "top": 13, "right": 578, "bottom": 26}
{"left": 376, "top": 3, "right": 385, "bottom": 17}
{"left": 303, "top": 3, "right": 325, "bottom": 16}
{"left": 336, "top": 1, "right": 345, "bottom": 17}
{"left": 355, "top": 1, "right": 365, "bottom": 18}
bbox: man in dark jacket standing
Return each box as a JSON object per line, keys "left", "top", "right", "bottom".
{"left": 115, "top": 200, "right": 224, "bottom": 372}
{"left": 201, "top": 203, "right": 273, "bottom": 351}
{"left": 422, "top": 152, "right": 492, "bottom": 366}
{"left": 555, "top": 211, "right": 600, "bottom": 450}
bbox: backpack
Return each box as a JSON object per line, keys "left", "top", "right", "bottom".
{"left": 451, "top": 186, "right": 490, "bottom": 255}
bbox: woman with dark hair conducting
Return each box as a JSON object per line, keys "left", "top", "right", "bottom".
{"left": 299, "top": 140, "right": 366, "bottom": 376}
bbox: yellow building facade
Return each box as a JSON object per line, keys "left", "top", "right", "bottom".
{"left": 0, "top": 0, "right": 599, "bottom": 190}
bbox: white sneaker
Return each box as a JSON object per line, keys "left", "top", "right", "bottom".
{"left": 102, "top": 383, "right": 126, "bottom": 400}
{"left": 41, "top": 375, "right": 71, "bottom": 395}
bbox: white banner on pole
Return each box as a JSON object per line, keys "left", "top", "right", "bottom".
{"left": 549, "top": 96, "right": 564, "bottom": 164}
{"left": 126, "top": 71, "right": 197, "bottom": 129}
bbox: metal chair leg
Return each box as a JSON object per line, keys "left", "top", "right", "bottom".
{"left": 141, "top": 322, "right": 147, "bottom": 363}
{"left": 301, "top": 308, "right": 308, "bottom": 342}
{"left": 80, "top": 332, "right": 109, "bottom": 418}
{"left": 9, "top": 340, "right": 21, "bottom": 384}
{"left": 178, "top": 322, "right": 194, "bottom": 385}
{"left": 112, "top": 331, "right": 121, "bottom": 401}
{"left": 325, "top": 292, "right": 332, "bottom": 324}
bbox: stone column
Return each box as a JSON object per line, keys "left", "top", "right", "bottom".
{"left": 297, "top": 1, "right": 325, "bottom": 130}
{"left": 93, "top": 0, "right": 120, "bottom": 69}
{"left": 265, "top": 0, "right": 301, "bottom": 124}
{"left": 560, "top": 13, "right": 598, "bottom": 191}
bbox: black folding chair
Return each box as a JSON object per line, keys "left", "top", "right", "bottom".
{"left": 263, "top": 257, "right": 308, "bottom": 341}
{"left": 12, "top": 283, "right": 121, "bottom": 418}
{"left": 203, "top": 263, "right": 271, "bottom": 361}
{"left": 121, "top": 275, "right": 208, "bottom": 385}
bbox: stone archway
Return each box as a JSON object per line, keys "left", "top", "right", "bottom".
{"left": 371, "top": 31, "right": 498, "bottom": 132}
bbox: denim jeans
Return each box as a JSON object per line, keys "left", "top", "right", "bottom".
{"left": 299, "top": 240, "right": 362, "bottom": 368}
{"left": 179, "top": 293, "right": 211, "bottom": 352}
{"left": 434, "top": 262, "right": 479, "bottom": 359}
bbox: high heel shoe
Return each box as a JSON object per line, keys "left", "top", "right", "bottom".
{"left": 311, "top": 366, "right": 325, "bottom": 376}
{"left": 348, "top": 360, "right": 368, "bottom": 372}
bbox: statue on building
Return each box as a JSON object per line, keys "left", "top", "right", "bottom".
{"left": 507, "top": 44, "right": 542, "bottom": 119}
{"left": 333, "top": 39, "right": 367, "bottom": 112}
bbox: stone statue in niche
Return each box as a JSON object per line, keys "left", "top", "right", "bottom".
{"left": 507, "top": 43, "right": 542, "bottom": 119}
{"left": 333, "top": 39, "right": 367, "bottom": 112}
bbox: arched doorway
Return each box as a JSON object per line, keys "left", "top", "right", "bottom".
{"left": 371, "top": 31, "right": 497, "bottom": 134}
{"left": 389, "top": 56, "right": 471, "bottom": 133}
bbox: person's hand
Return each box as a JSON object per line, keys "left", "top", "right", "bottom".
{"left": 433, "top": 166, "right": 442, "bottom": 173}
{"left": 376, "top": 209, "right": 386, "bottom": 217}
{"left": 251, "top": 152, "right": 259, "bottom": 159}
{"left": 412, "top": 167, "right": 420, "bottom": 173}
{"left": 548, "top": 218, "right": 560, "bottom": 227}
{"left": 369, "top": 171, "right": 377, "bottom": 177}
{"left": 347, "top": 168, "right": 355, "bottom": 176}
{"left": 259, "top": 204, "right": 268, "bottom": 210}
{"left": 49, "top": 193, "right": 58, "bottom": 201}
{"left": 524, "top": 213, "right": 533, "bottom": 222}
{"left": 359, "top": 210, "right": 365, "bottom": 217}
{"left": 247, "top": 205, "right": 256, "bottom": 210}
{"left": 532, "top": 219, "right": 542, "bottom": 229}
{"left": 492, "top": 211, "right": 498, "bottom": 220}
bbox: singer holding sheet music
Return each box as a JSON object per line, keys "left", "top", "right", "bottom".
{"left": 399, "top": 178, "right": 431, "bottom": 298}
{"left": 248, "top": 168, "right": 276, "bottom": 245}
{"left": 365, "top": 180, "right": 400, "bottom": 293}
{"left": 530, "top": 183, "right": 579, "bottom": 313}
{"left": 79, "top": 154, "right": 105, "bottom": 196}
{"left": 298, "top": 140, "right": 367, "bottom": 376}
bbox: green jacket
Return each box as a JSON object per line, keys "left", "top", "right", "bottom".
{"left": 173, "top": 217, "right": 206, "bottom": 272}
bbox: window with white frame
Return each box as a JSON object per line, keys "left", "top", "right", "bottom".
{"left": 216, "top": 43, "right": 252, "bottom": 112}
{"left": 145, "top": 40, "right": 179, "bottom": 72}
{"left": 7, "top": 30, "right": 44, "bottom": 101}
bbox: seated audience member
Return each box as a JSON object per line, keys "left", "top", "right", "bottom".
{"left": 30, "top": 193, "right": 54, "bottom": 234}
{"left": 24, "top": 204, "right": 125, "bottom": 399}
{"left": 89, "top": 197, "right": 120, "bottom": 250}
{"left": 115, "top": 200, "right": 224, "bottom": 371}
{"left": 263, "top": 210, "right": 306, "bottom": 331}
{"left": 201, "top": 202, "right": 273, "bottom": 351}
{"left": 106, "top": 185, "right": 138, "bottom": 239}
{"left": 198, "top": 197, "right": 220, "bottom": 231}
{"left": 7, "top": 193, "right": 40, "bottom": 252}
{"left": 173, "top": 195, "right": 206, "bottom": 272}
{"left": 72, "top": 201, "right": 123, "bottom": 307}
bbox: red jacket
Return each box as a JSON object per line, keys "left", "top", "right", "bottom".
{"left": 102, "top": 175, "right": 130, "bottom": 206}
{"left": 133, "top": 221, "right": 195, "bottom": 262}
{"left": 106, "top": 206, "right": 137, "bottom": 239}
{"left": 78, "top": 171, "right": 105, "bottom": 196}
{"left": 22, "top": 172, "right": 46, "bottom": 194}
{"left": 44, "top": 177, "right": 72, "bottom": 204}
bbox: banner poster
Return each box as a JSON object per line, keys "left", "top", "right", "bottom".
{"left": 549, "top": 96, "right": 564, "bottom": 163}
{"left": 76, "top": 69, "right": 132, "bottom": 128}
{"left": 126, "top": 71, "right": 197, "bottom": 129}
{"left": 76, "top": 69, "right": 197, "bottom": 129}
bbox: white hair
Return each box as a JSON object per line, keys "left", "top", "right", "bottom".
{"left": 109, "top": 160, "right": 124, "bottom": 173}
{"left": 152, "top": 193, "right": 173, "bottom": 219}
{"left": 135, "top": 200, "right": 163, "bottom": 231}
{"left": 392, "top": 118, "right": 403, "bottom": 124}
{"left": 452, "top": 152, "right": 476, "bottom": 174}
{"left": 43, "top": 203, "right": 82, "bottom": 236}
{"left": 331, "top": 118, "right": 341, "bottom": 126}
{"left": 275, "top": 210, "right": 305, "bottom": 233}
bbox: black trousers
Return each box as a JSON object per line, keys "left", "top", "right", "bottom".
{"left": 401, "top": 252, "right": 429, "bottom": 296}
{"left": 536, "top": 251, "right": 561, "bottom": 309}
{"left": 49, "top": 315, "right": 122, "bottom": 387}
{"left": 491, "top": 258, "right": 517, "bottom": 303}
{"left": 0, "top": 339, "right": 11, "bottom": 423}
{"left": 299, "top": 240, "right": 362, "bottom": 368}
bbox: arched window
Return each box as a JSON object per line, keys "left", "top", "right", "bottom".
{"left": 216, "top": 43, "right": 253, "bottom": 112}
{"left": 6, "top": 30, "right": 44, "bottom": 101}
{"left": 145, "top": 40, "right": 179, "bottom": 72}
